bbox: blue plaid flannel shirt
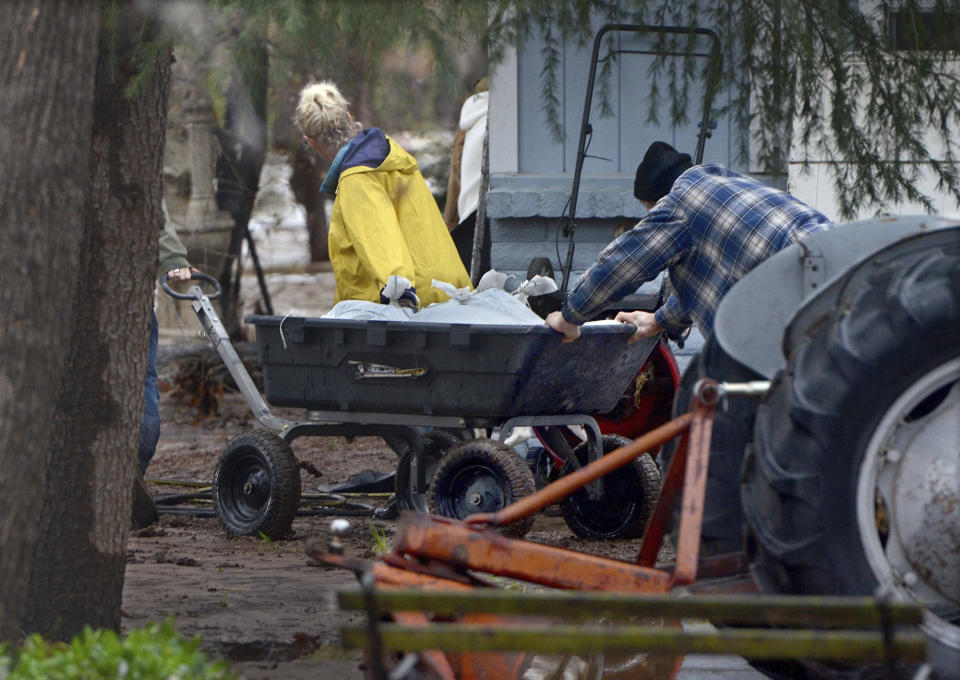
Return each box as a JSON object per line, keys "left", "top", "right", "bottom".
{"left": 563, "top": 164, "right": 834, "bottom": 336}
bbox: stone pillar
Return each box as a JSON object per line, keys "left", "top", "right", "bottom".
{"left": 157, "top": 98, "right": 235, "bottom": 343}
{"left": 181, "top": 101, "right": 234, "bottom": 282}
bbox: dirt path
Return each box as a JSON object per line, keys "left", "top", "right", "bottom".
{"left": 124, "top": 266, "right": 758, "bottom": 679}
{"left": 124, "top": 385, "right": 651, "bottom": 679}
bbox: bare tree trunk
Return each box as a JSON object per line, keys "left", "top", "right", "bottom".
{"left": 0, "top": 0, "right": 100, "bottom": 643}
{"left": 22, "top": 2, "right": 171, "bottom": 639}
{"left": 290, "top": 146, "right": 330, "bottom": 263}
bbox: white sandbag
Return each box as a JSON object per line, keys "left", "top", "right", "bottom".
{"left": 432, "top": 279, "right": 472, "bottom": 304}
{"left": 414, "top": 287, "right": 544, "bottom": 325}
{"left": 323, "top": 299, "right": 412, "bottom": 321}
{"left": 514, "top": 274, "right": 558, "bottom": 303}
{"left": 324, "top": 272, "right": 554, "bottom": 325}
{"left": 379, "top": 275, "right": 415, "bottom": 304}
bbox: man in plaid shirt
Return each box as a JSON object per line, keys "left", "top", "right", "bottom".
{"left": 546, "top": 142, "right": 834, "bottom": 343}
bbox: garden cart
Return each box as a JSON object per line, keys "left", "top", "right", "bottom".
{"left": 161, "top": 273, "right": 675, "bottom": 541}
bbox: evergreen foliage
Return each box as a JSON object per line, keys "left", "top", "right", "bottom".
{"left": 486, "top": 0, "right": 960, "bottom": 218}
{"left": 219, "top": 0, "right": 489, "bottom": 130}
{"left": 0, "top": 621, "right": 234, "bottom": 680}
{"left": 167, "top": 0, "right": 959, "bottom": 218}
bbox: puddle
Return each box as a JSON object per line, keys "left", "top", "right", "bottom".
{"left": 218, "top": 632, "right": 323, "bottom": 662}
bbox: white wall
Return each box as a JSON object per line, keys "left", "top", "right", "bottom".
{"left": 787, "top": 0, "right": 960, "bottom": 220}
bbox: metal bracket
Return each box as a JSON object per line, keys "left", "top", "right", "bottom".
{"left": 802, "top": 250, "right": 826, "bottom": 293}
{"left": 500, "top": 415, "right": 604, "bottom": 500}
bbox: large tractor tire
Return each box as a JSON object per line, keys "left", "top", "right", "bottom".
{"left": 560, "top": 435, "right": 661, "bottom": 539}
{"left": 214, "top": 430, "right": 301, "bottom": 540}
{"left": 742, "top": 249, "right": 960, "bottom": 679}
{"left": 661, "top": 333, "right": 764, "bottom": 555}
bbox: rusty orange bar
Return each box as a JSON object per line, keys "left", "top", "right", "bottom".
{"left": 637, "top": 428, "right": 690, "bottom": 567}
{"left": 305, "top": 543, "right": 478, "bottom": 591}
{"left": 466, "top": 413, "right": 694, "bottom": 530}
{"left": 395, "top": 513, "right": 672, "bottom": 592}
{"left": 636, "top": 380, "right": 718, "bottom": 576}
{"left": 447, "top": 614, "right": 528, "bottom": 680}
{"left": 670, "top": 387, "right": 716, "bottom": 586}
{"left": 391, "top": 611, "right": 458, "bottom": 680}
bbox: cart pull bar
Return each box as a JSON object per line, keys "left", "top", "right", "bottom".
{"left": 188, "top": 289, "right": 293, "bottom": 433}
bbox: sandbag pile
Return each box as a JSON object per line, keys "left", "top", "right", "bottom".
{"left": 324, "top": 271, "right": 558, "bottom": 325}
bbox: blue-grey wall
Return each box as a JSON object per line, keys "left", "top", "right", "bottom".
{"left": 488, "top": 24, "right": 744, "bottom": 285}
{"left": 487, "top": 24, "right": 746, "bottom": 368}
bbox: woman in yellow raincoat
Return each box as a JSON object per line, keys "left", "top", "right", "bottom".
{"left": 295, "top": 80, "right": 471, "bottom": 308}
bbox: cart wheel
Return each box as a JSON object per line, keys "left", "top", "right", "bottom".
{"left": 428, "top": 439, "right": 536, "bottom": 538}
{"left": 214, "top": 430, "right": 301, "bottom": 540}
{"left": 395, "top": 430, "right": 461, "bottom": 512}
{"left": 560, "top": 435, "right": 661, "bottom": 539}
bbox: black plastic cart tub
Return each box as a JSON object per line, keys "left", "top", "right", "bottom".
{"left": 247, "top": 316, "right": 658, "bottom": 419}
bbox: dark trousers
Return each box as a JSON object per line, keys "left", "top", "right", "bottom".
{"left": 451, "top": 211, "right": 491, "bottom": 276}
{"left": 138, "top": 311, "right": 160, "bottom": 474}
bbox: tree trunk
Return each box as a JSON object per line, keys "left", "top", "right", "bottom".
{"left": 22, "top": 2, "right": 171, "bottom": 639}
{"left": 0, "top": 1, "right": 100, "bottom": 643}
{"left": 290, "top": 146, "right": 330, "bottom": 263}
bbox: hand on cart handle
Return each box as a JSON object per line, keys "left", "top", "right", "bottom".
{"left": 545, "top": 311, "right": 581, "bottom": 343}
{"left": 161, "top": 270, "right": 222, "bottom": 301}
{"left": 613, "top": 310, "right": 662, "bottom": 344}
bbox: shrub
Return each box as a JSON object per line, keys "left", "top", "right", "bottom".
{"left": 0, "top": 620, "right": 235, "bottom": 680}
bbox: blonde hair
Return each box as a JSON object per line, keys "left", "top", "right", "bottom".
{"left": 294, "top": 80, "right": 362, "bottom": 147}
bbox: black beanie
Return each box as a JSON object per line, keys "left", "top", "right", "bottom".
{"left": 634, "top": 142, "right": 693, "bottom": 202}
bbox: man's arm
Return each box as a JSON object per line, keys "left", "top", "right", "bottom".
{"left": 560, "top": 205, "right": 689, "bottom": 326}
{"left": 158, "top": 201, "right": 191, "bottom": 277}
{"left": 652, "top": 293, "right": 692, "bottom": 338}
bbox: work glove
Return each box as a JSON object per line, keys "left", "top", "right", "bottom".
{"left": 380, "top": 283, "right": 420, "bottom": 311}
{"left": 396, "top": 287, "right": 420, "bottom": 311}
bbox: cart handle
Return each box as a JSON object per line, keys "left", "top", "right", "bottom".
{"left": 161, "top": 271, "right": 223, "bottom": 301}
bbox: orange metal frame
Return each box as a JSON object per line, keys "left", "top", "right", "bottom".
{"left": 388, "top": 378, "right": 720, "bottom": 592}
{"left": 308, "top": 379, "right": 733, "bottom": 680}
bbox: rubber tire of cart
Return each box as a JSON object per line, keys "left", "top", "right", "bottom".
{"left": 428, "top": 439, "right": 537, "bottom": 538}
{"left": 395, "top": 429, "right": 462, "bottom": 512}
{"left": 213, "top": 430, "right": 301, "bottom": 540}
{"left": 559, "top": 434, "right": 661, "bottom": 539}
{"left": 526, "top": 256, "right": 563, "bottom": 318}
{"left": 741, "top": 249, "right": 960, "bottom": 680}
{"left": 659, "top": 333, "right": 764, "bottom": 556}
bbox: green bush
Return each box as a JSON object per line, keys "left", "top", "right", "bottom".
{"left": 0, "top": 620, "right": 235, "bottom": 680}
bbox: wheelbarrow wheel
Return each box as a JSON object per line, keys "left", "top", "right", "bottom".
{"left": 428, "top": 439, "right": 536, "bottom": 538}
{"left": 395, "top": 430, "right": 461, "bottom": 512}
{"left": 560, "top": 434, "right": 661, "bottom": 539}
{"left": 214, "top": 430, "right": 301, "bottom": 540}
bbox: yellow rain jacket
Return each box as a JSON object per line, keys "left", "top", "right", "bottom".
{"left": 329, "top": 131, "right": 471, "bottom": 306}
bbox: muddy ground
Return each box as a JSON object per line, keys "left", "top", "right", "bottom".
{"left": 123, "top": 256, "right": 768, "bottom": 680}
{"left": 124, "top": 265, "right": 661, "bottom": 680}
{"left": 123, "top": 388, "right": 659, "bottom": 680}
